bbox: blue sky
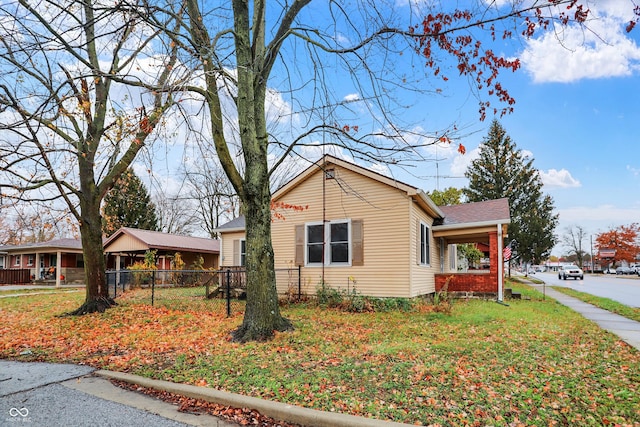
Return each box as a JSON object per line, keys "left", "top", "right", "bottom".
{"left": 321, "top": 0, "right": 640, "bottom": 256}
{"left": 412, "top": 2, "right": 640, "bottom": 256}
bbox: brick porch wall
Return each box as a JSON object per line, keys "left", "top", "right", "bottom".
{"left": 435, "top": 230, "right": 501, "bottom": 294}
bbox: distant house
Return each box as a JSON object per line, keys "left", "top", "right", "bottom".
{"left": 104, "top": 227, "right": 220, "bottom": 271}
{"left": 216, "top": 155, "right": 511, "bottom": 299}
{"left": 0, "top": 238, "right": 84, "bottom": 286}
{"left": 0, "top": 228, "right": 220, "bottom": 286}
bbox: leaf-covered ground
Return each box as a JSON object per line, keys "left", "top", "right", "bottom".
{"left": 1, "top": 287, "right": 639, "bottom": 426}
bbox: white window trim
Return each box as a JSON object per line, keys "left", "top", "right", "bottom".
{"left": 27, "top": 255, "right": 34, "bottom": 266}
{"left": 305, "top": 219, "right": 352, "bottom": 267}
{"left": 239, "top": 239, "right": 246, "bottom": 266}
{"left": 14, "top": 256, "right": 21, "bottom": 266}
{"left": 419, "top": 221, "right": 431, "bottom": 266}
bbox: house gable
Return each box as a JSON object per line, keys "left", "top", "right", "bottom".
{"left": 270, "top": 158, "right": 440, "bottom": 297}
{"left": 273, "top": 155, "right": 445, "bottom": 220}
{"left": 104, "top": 231, "right": 149, "bottom": 252}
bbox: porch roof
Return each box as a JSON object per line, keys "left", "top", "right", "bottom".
{"left": 0, "top": 238, "right": 83, "bottom": 254}
{"left": 432, "top": 198, "right": 510, "bottom": 244}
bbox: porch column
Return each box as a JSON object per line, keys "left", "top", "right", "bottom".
{"left": 35, "top": 253, "right": 41, "bottom": 280}
{"left": 497, "top": 224, "right": 504, "bottom": 302}
{"left": 116, "top": 254, "right": 122, "bottom": 286}
{"left": 55, "top": 251, "right": 62, "bottom": 288}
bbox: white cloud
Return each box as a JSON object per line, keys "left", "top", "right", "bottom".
{"left": 446, "top": 149, "right": 582, "bottom": 190}
{"left": 343, "top": 93, "right": 360, "bottom": 102}
{"left": 369, "top": 162, "right": 392, "bottom": 177}
{"left": 554, "top": 203, "right": 640, "bottom": 245}
{"left": 521, "top": 4, "right": 640, "bottom": 83}
{"left": 559, "top": 204, "right": 639, "bottom": 223}
{"left": 449, "top": 146, "right": 480, "bottom": 178}
{"left": 540, "top": 169, "right": 581, "bottom": 189}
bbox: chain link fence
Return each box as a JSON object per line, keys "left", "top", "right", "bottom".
{"left": 106, "top": 267, "right": 302, "bottom": 316}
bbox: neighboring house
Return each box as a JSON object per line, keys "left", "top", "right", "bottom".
{"left": 0, "top": 228, "right": 220, "bottom": 286}
{"left": 216, "top": 155, "right": 511, "bottom": 299}
{"left": 104, "top": 227, "right": 220, "bottom": 271}
{"left": 0, "top": 238, "right": 84, "bottom": 286}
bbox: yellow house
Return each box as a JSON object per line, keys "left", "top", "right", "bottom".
{"left": 216, "top": 155, "right": 510, "bottom": 299}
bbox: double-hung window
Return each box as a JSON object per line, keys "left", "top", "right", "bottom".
{"left": 306, "top": 220, "right": 351, "bottom": 266}
{"left": 419, "top": 222, "right": 430, "bottom": 265}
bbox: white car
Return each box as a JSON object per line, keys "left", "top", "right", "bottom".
{"left": 558, "top": 265, "right": 584, "bottom": 280}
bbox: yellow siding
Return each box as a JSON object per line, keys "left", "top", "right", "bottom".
{"left": 408, "top": 202, "right": 439, "bottom": 296}
{"left": 105, "top": 235, "right": 148, "bottom": 252}
{"left": 271, "top": 165, "right": 414, "bottom": 297}
{"left": 220, "top": 231, "right": 245, "bottom": 266}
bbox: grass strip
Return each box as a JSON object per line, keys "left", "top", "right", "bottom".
{"left": 551, "top": 286, "right": 640, "bottom": 323}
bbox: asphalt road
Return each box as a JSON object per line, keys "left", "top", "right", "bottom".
{"left": 529, "top": 271, "right": 640, "bottom": 308}
{"left": 0, "top": 361, "right": 235, "bottom": 427}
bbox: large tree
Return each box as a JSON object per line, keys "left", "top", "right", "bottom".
{"left": 595, "top": 224, "right": 640, "bottom": 266}
{"left": 0, "top": 0, "right": 178, "bottom": 313}
{"left": 144, "top": 1, "right": 631, "bottom": 341}
{"left": 464, "top": 120, "right": 558, "bottom": 264}
{"left": 102, "top": 168, "right": 159, "bottom": 237}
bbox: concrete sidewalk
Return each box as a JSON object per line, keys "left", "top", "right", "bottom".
{"left": 529, "top": 282, "right": 640, "bottom": 350}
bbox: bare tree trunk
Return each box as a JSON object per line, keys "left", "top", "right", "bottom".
{"left": 67, "top": 164, "right": 115, "bottom": 315}
{"left": 231, "top": 180, "right": 292, "bottom": 341}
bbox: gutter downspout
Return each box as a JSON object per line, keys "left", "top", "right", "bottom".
{"left": 497, "top": 224, "right": 503, "bottom": 302}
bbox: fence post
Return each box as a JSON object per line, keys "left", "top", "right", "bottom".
{"left": 151, "top": 270, "right": 156, "bottom": 307}
{"left": 226, "top": 269, "right": 232, "bottom": 317}
{"left": 298, "top": 265, "right": 301, "bottom": 301}
{"left": 205, "top": 271, "right": 210, "bottom": 298}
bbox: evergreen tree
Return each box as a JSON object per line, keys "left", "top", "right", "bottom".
{"left": 102, "top": 169, "right": 159, "bottom": 237}
{"left": 463, "top": 120, "right": 558, "bottom": 263}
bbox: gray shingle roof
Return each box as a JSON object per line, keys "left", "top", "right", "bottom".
{"left": 438, "top": 198, "right": 510, "bottom": 226}
{"left": 214, "top": 216, "right": 246, "bottom": 232}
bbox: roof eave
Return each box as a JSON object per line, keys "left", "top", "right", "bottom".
{"left": 433, "top": 218, "right": 511, "bottom": 232}
{"left": 412, "top": 190, "right": 445, "bottom": 219}
{"left": 213, "top": 226, "right": 246, "bottom": 234}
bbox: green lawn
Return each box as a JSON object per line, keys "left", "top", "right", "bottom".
{"left": 1, "top": 282, "right": 638, "bottom": 426}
